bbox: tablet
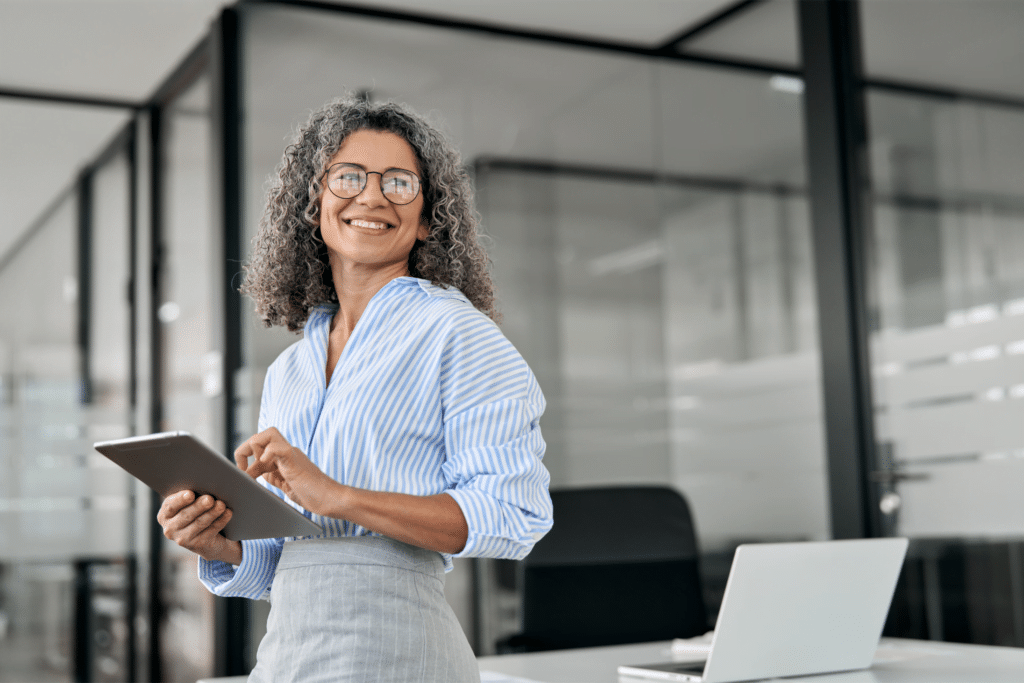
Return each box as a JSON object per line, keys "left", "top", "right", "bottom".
{"left": 94, "top": 431, "right": 323, "bottom": 541}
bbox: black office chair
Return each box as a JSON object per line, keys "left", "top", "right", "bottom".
{"left": 498, "top": 485, "right": 708, "bottom": 652}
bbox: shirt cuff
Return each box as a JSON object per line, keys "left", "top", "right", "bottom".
{"left": 446, "top": 488, "right": 550, "bottom": 561}
{"left": 197, "top": 538, "right": 283, "bottom": 600}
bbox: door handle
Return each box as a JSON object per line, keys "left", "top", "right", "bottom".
{"left": 869, "top": 470, "right": 931, "bottom": 484}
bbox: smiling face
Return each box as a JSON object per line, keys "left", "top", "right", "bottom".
{"left": 317, "top": 129, "right": 429, "bottom": 281}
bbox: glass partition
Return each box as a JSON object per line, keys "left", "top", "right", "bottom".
{"left": 157, "top": 71, "right": 221, "bottom": 682}
{"left": 239, "top": 3, "right": 819, "bottom": 654}
{"left": 0, "top": 194, "right": 79, "bottom": 682}
{"left": 0, "top": 122, "right": 139, "bottom": 679}
{"left": 0, "top": 79, "right": 138, "bottom": 680}
{"left": 83, "top": 145, "right": 138, "bottom": 682}
{"left": 865, "top": 89, "right": 1024, "bottom": 644}
{"left": 859, "top": 0, "right": 1024, "bottom": 647}
{"left": 0, "top": 99, "right": 128, "bottom": 267}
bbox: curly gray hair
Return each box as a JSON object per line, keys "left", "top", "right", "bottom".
{"left": 241, "top": 96, "right": 497, "bottom": 331}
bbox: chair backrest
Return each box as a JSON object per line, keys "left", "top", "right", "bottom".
{"left": 518, "top": 485, "right": 707, "bottom": 650}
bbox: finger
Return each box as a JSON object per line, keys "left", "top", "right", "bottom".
{"left": 252, "top": 427, "right": 290, "bottom": 454}
{"left": 249, "top": 427, "right": 280, "bottom": 450}
{"left": 157, "top": 490, "right": 196, "bottom": 524}
{"left": 240, "top": 428, "right": 285, "bottom": 470}
{"left": 166, "top": 494, "right": 217, "bottom": 532}
{"left": 264, "top": 472, "right": 285, "bottom": 490}
{"left": 258, "top": 440, "right": 284, "bottom": 462}
{"left": 234, "top": 441, "right": 253, "bottom": 470}
{"left": 248, "top": 441, "right": 290, "bottom": 478}
{"left": 203, "top": 507, "right": 233, "bottom": 537}
{"left": 181, "top": 498, "right": 228, "bottom": 537}
{"left": 246, "top": 456, "right": 276, "bottom": 480}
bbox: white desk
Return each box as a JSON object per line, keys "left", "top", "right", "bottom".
{"left": 476, "top": 638, "right": 1024, "bottom": 683}
{"left": 198, "top": 638, "right": 1024, "bottom": 683}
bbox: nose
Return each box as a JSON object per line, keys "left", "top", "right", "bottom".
{"left": 354, "top": 171, "right": 389, "bottom": 207}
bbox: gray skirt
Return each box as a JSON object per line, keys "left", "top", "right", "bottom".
{"left": 247, "top": 536, "right": 479, "bottom": 683}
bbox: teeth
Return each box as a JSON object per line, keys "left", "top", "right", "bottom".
{"left": 349, "top": 218, "right": 390, "bottom": 230}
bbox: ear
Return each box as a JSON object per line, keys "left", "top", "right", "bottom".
{"left": 417, "top": 218, "right": 429, "bottom": 242}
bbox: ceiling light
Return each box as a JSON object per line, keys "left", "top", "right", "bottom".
{"left": 587, "top": 239, "right": 664, "bottom": 276}
{"left": 769, "top": 75, "right": 804, "bottom": 95}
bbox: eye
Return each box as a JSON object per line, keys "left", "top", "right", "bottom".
{"left": 382, "top": 172, "right": 417, "bottom": 197}
{"left": 328, "top": 166, "right": 365, "bottom": 195}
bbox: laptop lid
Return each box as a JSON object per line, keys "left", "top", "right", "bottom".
{"left": 701, "top": 537, "right": 908, "bottom": 683}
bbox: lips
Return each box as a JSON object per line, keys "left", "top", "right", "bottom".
{"left": 346, "top": 218, "right": 394, "bottom": 230}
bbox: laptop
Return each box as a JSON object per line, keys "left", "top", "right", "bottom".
{"left": 618, "top": 537, "right": 909, "bottom": 683}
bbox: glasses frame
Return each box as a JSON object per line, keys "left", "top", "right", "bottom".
{"left": 322, "top": 162, "right": 422, "bottom": 206}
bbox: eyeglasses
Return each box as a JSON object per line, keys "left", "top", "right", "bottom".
{"left": 323, "top": 163, "right": 421, "bottom": 205}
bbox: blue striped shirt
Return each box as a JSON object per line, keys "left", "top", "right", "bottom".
{"left": 198, "top": 277, "right": 553, "bottom": 599}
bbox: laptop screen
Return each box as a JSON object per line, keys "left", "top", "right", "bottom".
{"left": 700, "top": 538, "right": 907, "bottom": 683}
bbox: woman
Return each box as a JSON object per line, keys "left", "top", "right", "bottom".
{"left": 157, "top": 96, "right": 553, "bottom": 682}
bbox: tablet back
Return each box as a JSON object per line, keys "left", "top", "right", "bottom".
{"left": 95, "top": 431, "right": 323, "bottom": 541}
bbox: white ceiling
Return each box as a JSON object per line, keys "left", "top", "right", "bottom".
{"left": 0, "top": 0, "right": 740, "bottom": 261}
{"left": 1, "top": 0, "right": 1023, "bottom": 263}
{"left": 0, "top": 0, "right": 230, "bottom": 100}
{"left": 0, "top": 0, "right": 738, "bottom": 103}
{"left": 0, "top": 0, "right": 233, "bottom": 263}
{"left": 314, "top": 0, "right": 732, "bottom": 47}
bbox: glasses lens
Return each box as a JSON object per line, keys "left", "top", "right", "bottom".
{"left": 327, "top": 164, "right": 365, "bottom": 198}
{"left": 325, "top": 164, "right": 420, "bottom": 204}
{"left": 381, "top": 170, "right": 420, "bottom": 205}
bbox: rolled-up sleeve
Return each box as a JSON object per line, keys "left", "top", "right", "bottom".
{"left": 440, "top": 320, "right": 553, "bottom": 560}
{"left": 198, "top": 537, "right": 284, "bottom": 600}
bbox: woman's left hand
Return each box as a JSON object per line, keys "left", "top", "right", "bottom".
{"left": 235, "top": 427, "right": 339, "bottom": 516}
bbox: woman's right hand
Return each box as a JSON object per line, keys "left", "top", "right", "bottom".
{"left": 157, "top": 490, "right": 243, "bottom": 565}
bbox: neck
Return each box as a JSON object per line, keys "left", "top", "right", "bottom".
{"left": 328, "top": 258, "right": 410, "bottom": 335}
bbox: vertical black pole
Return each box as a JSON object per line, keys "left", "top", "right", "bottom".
{"left": 75, "top": 170, "right": 94, "bottom": 682}
{"left": 73, "top": 561, "right": 93, "bottom": 682}
{"left": 147, "top": 106, "right": 166, "bottom": 683}
{"left": 127, "top": 127, "right": 140, "bottom": 435}
{"left": 77, "top": 173, "right": 93, "bottom": 405}
{"left": 125, "top": 125, "right": 140, "bottom": 683}
{"left": 212, "top": 6, "right": 250, "bottom": 675}
{"left": 797, "top": 0, "right": 878, "bottom": 539}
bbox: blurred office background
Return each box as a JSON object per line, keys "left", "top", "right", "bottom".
{"left": 1, "top": 0, "right": 1023, "bottom": 680}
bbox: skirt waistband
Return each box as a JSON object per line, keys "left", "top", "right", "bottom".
{"left": 278, "top": 535, "right": 444, "bottom": 579}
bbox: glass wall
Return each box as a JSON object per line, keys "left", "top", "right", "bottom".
{"left": 84, "top": 145, "right": 138, "bottom": 683}
{"left": 0, "top": 143, "right": 136, "bottom": 681}
{"left": 865, "top": 92, "right": 1024, "bottom": 644}
{"left": 867, "top": 93, "right": 1024, "bottom": 534}
{"left": 239, "top": 3, "right": 821, "bottom": 654}
{"left": 859, "top": 0, "right": 1024, "bottom": 647}
{"left": 0, "top": 194, "right": 80, "bottom": 683}
{"left": 0, "top": 50, "right": 225, "bottom": 683}
{"left": 156, "top": 72, "right": 221, "bottom": 683}
{"left": 478, "top": 170, "right": 823, "bottom": 546}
